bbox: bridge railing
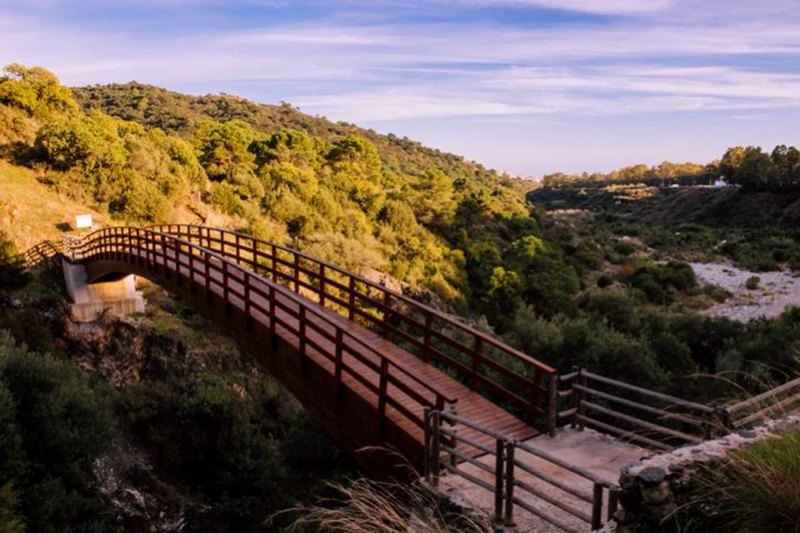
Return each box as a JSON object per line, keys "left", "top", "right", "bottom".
{"left": 424, "top": 408, "right": 618, "bottom": 532}
{"left": 728, "top": 376, "right": 800, "bottom": 428}
{"left": 23, "top": 240, "right": 64, "bottom": 268}
{"left": 555, "top": 369, "right": 729, "bottom": 450}
{"left": 65, "top": 226, "right": 459, "bottom": 434}
{"left": 151, "top": 224, "right": 556, "bottom": 422}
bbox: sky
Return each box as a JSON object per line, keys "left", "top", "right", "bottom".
{"left": 0, "top": 0, "right": 799, "bottom": 177}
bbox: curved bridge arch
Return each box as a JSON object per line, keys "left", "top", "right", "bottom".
{"left": 63, "top": 226, "right": 554, "bottom": 478}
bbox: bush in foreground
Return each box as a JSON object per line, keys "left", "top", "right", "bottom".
{"left": 698, "top": 429, "right": 800, "bottom": 533}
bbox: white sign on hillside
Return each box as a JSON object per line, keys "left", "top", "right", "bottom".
{"left": 75, "top": 214, "right": 93, "bottom": 229}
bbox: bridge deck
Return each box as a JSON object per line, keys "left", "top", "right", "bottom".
{"left": 197, "top": 252, "right": 537, "bottom": 453}
{"left": 70, "top": 228, "right": 543, "bottom": 475}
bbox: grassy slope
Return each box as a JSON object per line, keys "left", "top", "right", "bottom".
{"left": 0, "top": 161, "right": 111, "bottom": 250}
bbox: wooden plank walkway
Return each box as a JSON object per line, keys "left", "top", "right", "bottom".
{"left": 171, "top": 247, "right": 537, "bottom": 454}
{"left": 67, "top": 227, "right": 542, "bottom": 474}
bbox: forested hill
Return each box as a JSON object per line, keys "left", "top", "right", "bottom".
{"left": 72, "top": 82, "right": 511, "bottom": 188}
{"left": 3, "top": 64, "right": 571, "bottom": 321}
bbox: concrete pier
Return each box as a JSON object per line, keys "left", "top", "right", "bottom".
{"left": 62, "top": 259, "right": 145, "bottom": 322}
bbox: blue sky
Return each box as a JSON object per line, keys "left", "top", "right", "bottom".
{"left": 1, "top": 0, "right": 799, "bottom": 177}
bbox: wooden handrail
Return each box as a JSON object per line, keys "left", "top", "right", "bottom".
{"left": 151, "top": 224, "right": 555, "bottom": 420}
{"left": 63, "top": 227, "right": 459, "bottom": 432}
{"left": 728, "top": 376, "right": 800, "bottom": 415}
{"left": 582, "top": 371, "right": 717, "bottom": 414}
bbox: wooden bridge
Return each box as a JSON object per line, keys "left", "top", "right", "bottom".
{"left": 50, "top": 225, "right": 555, "bottom": 479}
{"left": 27, "top": 225, "right": 800, "bottom": 531}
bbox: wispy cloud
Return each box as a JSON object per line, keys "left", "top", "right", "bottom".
{"left": 0, "top": 0, "right": 798, "bottom": 174}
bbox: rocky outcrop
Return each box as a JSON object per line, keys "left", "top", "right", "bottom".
{"left": 94, "top": 444, "right": 186, "bottom": 532}
{"left": 615, "top": 415, "right": 800, "bottom": 532}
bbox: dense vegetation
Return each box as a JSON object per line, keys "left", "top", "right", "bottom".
{"left": 2, "top": 63, "right": 800, "bottom": 531}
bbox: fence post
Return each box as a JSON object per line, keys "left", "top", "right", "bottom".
{"left": 382, "top": 291, "right": 391, "bottom": 336}
{"left": 571, "top": 366, "right": 579, "bottom": 429}
{"left": 293, "top": 254, "right": 300, "bottom": 293}
{"left": 423, "top": 407, "right": 432, "bottom": 482}
{"left": 431, "top": 410, "right": 441, "bottom": 487}
{"left": 378, "top": 359, "right": 389, "bottom": 436}
{"left": 470, "top": 336, "right": 482, "bottom": 390}
{"left": 423, "top": 313, "right": 433, "bottom": 363}
{"left": 348, "top": 277, "right": 356, "bottom": 320}
{"left": 607, "top": 486, "right": 619, "bottom": 523}
{"left": 494, "top": 438, "right": 505, "bottom": 525}
{"left": 319, "top": 264, "right": 326, "bottom": 306}
{"left": 577, "top": 367, "right": 587, "bottom": 431}
{"left": 591, "top": 482, "right": 604, "bottom": 530}
{"left": 504, "top": 441, "right": 515, "bottom": 526}
{"left": 335, "top": 329, "right": 344, "bottom": 391}
{"left": 548, "top": 373, "right": 558, "bottom": 437}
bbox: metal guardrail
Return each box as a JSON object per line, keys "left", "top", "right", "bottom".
{"left": 424, "top": 408, "right": 618, "bottom": 532}
{"left": 151, "top": 224, "right": 556, "bottom": 422}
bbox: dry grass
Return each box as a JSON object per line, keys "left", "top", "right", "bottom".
{"left": 696, "top": 428, "right": 800, "bottom": 533}
{"left": 0, "top": 161, "right": 110, "bottom": 250}
{"left": 282, "top": 477, "right": 492, "bottom": 533}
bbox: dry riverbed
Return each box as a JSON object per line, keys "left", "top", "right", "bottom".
{"left": 690, "top": 262, "right": 800, "bottom": 322}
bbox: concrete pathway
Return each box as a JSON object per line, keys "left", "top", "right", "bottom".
{"left": 437, "top": 427, "right": 649, "bottom": 532}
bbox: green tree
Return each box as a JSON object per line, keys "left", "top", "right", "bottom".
{"left": 0, "top": 64, "right": 77, "bottom": 118}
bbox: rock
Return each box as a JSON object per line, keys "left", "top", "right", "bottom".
{"left": 637, "top": 467, "right": 665, "bottom": 485}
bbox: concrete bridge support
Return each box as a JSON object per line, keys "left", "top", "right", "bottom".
{"left": 62, "top": 259, "right": 145, "bottom": 322}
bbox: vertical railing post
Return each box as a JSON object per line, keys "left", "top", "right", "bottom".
{"left": 335, "top": 329, "right": 344, "bottom": 391}
{"left": 592, "top": 482, "right": 604, "bottom": 530}
{"left": 160, "top": 232, "right": 167, "bottom": 276}
{"left": 494, "top": 438, "right": 505, "bottom": 525}
{"left": 423, "top": 312, "right": 433, "bottom": 363}
{"left": 222, "top": 260, "right": 229, "bottom": 315}
{"left": 504, "top": 441, "right": 516, "bottom": 526}
{"left": 244, "top": 272, "right": 252, "bottom": 331}
{"left": 204, "top": 250, "right": 211, "bottom": 303}
{"left": 299, "top": 306, "right": 307, "bottom": 359}
{"left": 348, "top": 277, "right": 356, "bottom": 320}
{"left": 270, "top": 244, "right": 277, "bottom": 282}
{"left": 423, "top": 407, "right": 432, "bottom": 482}
{"left": 378, "top": 359, "right": 389, "bottom": 436}
{"left": 577, "top": 367, "right": 587, "bottom": 431}
{"left": 431, "top": 410, "right": 441, "bottom": 487}
{"left": 571, "top": 366, "right": 579, "bottom": 429}
{"left": 293, "top": 254, "right": 300, "bottom": 293}
{"left": 268, "top": 285, "right": 276, "bottom": 337}
{"left": 470, "top": 336, "right": 482, "bottom": 390}
{"left": 548, "top": 373, "right": 558, "bottom": 437}
{"left": 319, "top": 264, "right": 326, "bottom": 306}
{"left": 382, "top": 291, "right": 391, "bottom": 336}
{"left": 607, "top": 486, "right": 619, "bottom": 523}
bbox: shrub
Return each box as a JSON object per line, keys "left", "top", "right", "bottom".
{"left": 0, "top": 331, "right": 115, "bottom": 531}
{"left": 697, "top": 429, "right": 800, "bottom": 533}
{"left": 746, "top": 276, "right": 761, "bottom": 290}
{"left": 0, "top": 231, "right": 28, "bottom": 290}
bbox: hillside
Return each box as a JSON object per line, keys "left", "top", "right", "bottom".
{"left": 1, "top": 65, "right": 553, "bottom": 319}
{"left": 530, "top": 185, "right": 800, "bottom": 228}
{"left": 72, "top": 82, "right": 514, "bottom": 186}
